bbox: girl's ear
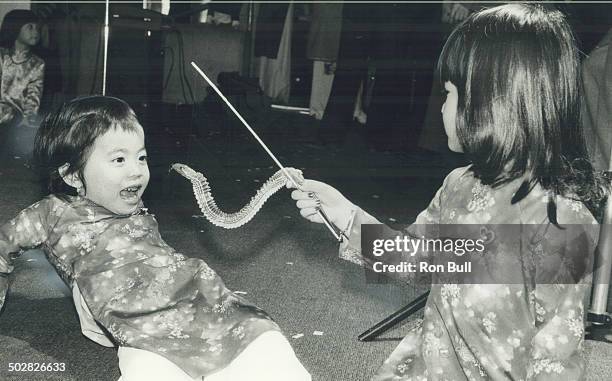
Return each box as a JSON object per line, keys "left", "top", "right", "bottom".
{"left": 58, "top": 163, "right": 83, "bottom": 191}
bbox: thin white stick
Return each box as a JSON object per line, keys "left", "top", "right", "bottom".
{"left": 191, "top": 62, "right": 298, "bottom": 187}
{"left": 102, "top": 0, "right": 109, "bottom": 95}
{"left": 190, "top": 61, "right": 342, "bottom": 241}
{"left": 271, "top": 104, "right": 310, "bottom": 112}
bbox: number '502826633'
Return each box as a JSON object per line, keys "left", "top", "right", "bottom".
{"left": 8, "top": 362, "right": 66, "bottom": 372}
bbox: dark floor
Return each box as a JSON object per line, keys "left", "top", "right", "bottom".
{"left": 0, "top": 108, "right": 611, "bottom": 381}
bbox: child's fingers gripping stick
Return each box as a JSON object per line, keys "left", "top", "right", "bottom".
{"left": 291, "top": 184, "right": 324, "bottom": 224}
{"left": 296, "top": 200, "right": 324, "bottom": 224}
{"left": 290, "top": 179, "right": 356, "bottom": 229}
{"left": 283, "top": 167, "right": 304, "bottom": 188}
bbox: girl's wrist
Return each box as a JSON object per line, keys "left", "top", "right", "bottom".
{"left": 338, "top": 204, "right": 358, "bottom": 240}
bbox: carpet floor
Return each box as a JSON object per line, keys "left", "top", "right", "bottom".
{"left": 0, "top": 118, "right": 610, "bottom": 381}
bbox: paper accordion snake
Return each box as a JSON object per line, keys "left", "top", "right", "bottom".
{"left": 171, "top": 163, "right": 300, "bottom": 229}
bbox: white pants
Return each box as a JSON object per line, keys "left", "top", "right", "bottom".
{"left": 117, "top": 331, "right": 311, "bottom": 381}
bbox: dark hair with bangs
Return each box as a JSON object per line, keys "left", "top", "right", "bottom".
{"left": 0, "top": 9, "right": 39, "bottom": 48}
{"left": 33, "top": 96, "right": 143, "bottom": 196}
{"left": 438, "top": 3, "right": 607, "bottom": 218}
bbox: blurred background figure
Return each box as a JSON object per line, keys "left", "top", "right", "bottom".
{"left": 0, "top": 9, "right": 44, "bottom": 159}
{"left": 319, "top": 3, "right": 441, "bottom": 151}
{"left": 418, "top": 2, "right": 476, "bottom": 160}
{"left": 581, "top": 28, "right": 612, "bottom": 172}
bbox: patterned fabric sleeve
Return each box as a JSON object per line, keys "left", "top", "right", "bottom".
{"left": 0, "top": 54, "right": 15, "bottom": 126}
{"left": 527, "top": 283, "right": 590, "bottom": 380}
{"left": 527, "top": 221, "right": 597, "bottom": 380}
{"left": 338, "top": 167, "right": 465, "bottom": 271}
{"left": 338, "top": 207, "right": 381, "bottom": 266}
{"left": 22, "top": 59, "right": 45, "bottom": 125}
{"left": 0, "top": 199, "right": 52, "bottom": 311}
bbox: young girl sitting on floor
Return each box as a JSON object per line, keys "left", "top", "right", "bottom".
{"left": 291, "top": 4, "right": 607, "bottom": 380}
{"left": 0, "top": 96, "right": 310, "bottom": 381}
{"left": 0, "top": 9, "right": 44, "bottom": 127}
{"left": 0, "top": 9, "right": 45, "bottom": 158}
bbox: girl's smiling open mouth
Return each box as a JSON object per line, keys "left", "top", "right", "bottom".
{"left": 120, "top": 185, "right": 143, "bottom": 202}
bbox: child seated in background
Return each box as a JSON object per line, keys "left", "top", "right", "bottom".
{"left": 0, "top": 95, "right": 310, "bottom": 381}
{"left": 0, "top": 9, "right": 44, "bottom": 127}
{"left": 0, "top": 9, "right": 45, "bottom": 158}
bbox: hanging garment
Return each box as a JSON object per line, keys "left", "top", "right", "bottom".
{"left": 582, "top": 28, "right": 612, "bottom": 172}
{"left": 309, "top": 60, "right": 335, "bottom": 120}
{"left": 254, "top": 3, "right": 290, "bottom": 59}
{"left": 257, "top": 4, "right": 293, "bottom": 103}
{"left": 306, "top": 3, "right": 343, "bottom": 62}
{"left": 365, "top": 3, "right": 442, "bottom": 150}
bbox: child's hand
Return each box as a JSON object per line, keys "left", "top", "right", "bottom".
{"left": 283, "top": 168, "right": 305, "bottom": 187}
{"left": 289, "top": 179, "right": 356, "bottom": 230}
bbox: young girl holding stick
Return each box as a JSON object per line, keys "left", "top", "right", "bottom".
{"left": 0, "top": 96, "right": 310, "bottom": 381}
{"left": 292, "top": 4, "right": 607, "bottom": 380}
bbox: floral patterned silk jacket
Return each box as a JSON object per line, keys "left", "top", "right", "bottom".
{"left": 0, "top": 194, "right": 280, "bottom": 379}
{"left": 341, "top": 166, "right": 599, "bottom": 381}
{"left": 0, "top": 47, "right": 44, "bottom": 125}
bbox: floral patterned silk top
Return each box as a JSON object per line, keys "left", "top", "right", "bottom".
{"left": 0, "top": 47, "right": 44, "bottom": 125}
{"left": 0, "top": 195, "right": 280, "bottom": 378}
{"left": 341, "top": 166, "right": 599, "bottom": 381}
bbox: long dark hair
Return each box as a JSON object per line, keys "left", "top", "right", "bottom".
{"left": 0, "top": 9, "right": 38, "bottom": 48}
{"left": 34, "top": 96, "right": 143, "bottom": 196}
{"left": 438, "top": 3, "right": 607, "bottom": 218}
